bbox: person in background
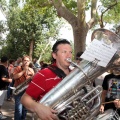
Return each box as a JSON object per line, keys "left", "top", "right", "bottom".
{"left": 33, "top": 58, "right": 41, "bottom": 73}
{"left": 75, "top": 51, "right": 83, "bottom": 65}
{"left": 69, "top": 51, "right": 83, "bottom": 70}
{"left": 13, "top": 55, "right": 34, "bottom": 120}
{"left": 14, "top": 57, "right": 22, "bottom": 67}
{"left": 41, "top": 63, "right": 48, "bottom": 69}
{"left": 40, "top": 61, "right": 48, "bottom": 70}
{"left": 39, "top": 61, "right": 44, "bottom": 68}
{"left": 33, "top": 58, "right": 40, "bottom": 69}
{"left": 0, "top": 56, "right": 12, "bottom": 119}
{"left": 100, "top": 69, "right": 120, "bottom": 115}
{"left": 21, "top": 39, "right": 72, "bottom": 120}
{"left": 7, "top": 59, "right": 15, "bottom": 101}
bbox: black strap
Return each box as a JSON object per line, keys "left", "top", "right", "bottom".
{"left": 48, "top": 65, "right": 66, "bottom": 78}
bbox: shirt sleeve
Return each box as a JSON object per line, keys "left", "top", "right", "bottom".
{"left": 26, "top": 71, "right": 46, "bottom": 100}
{"left": 13, "top": 66, "right": 20, "bottom": 75}
{"left": 1, "top": 67, "right": 9, "bottom": 78}
{"left": 102, "top": 75, "right": 110, "bottom": 90}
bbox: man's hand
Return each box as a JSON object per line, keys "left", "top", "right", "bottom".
{"left": 21, "top": 93, "right": 59, "bottom": 120}
{"left": 100, "top": 104, "right": 104, "bottom": 113}
{"left": 114, "top": 99, "right": 120, "bottom": 108}
{"left": 23, "top": 66, "right": 29, "bottom": 71}
{"left": 2, "top": 78, "right": 12, "bottom": 83}
{"left": 35, "top": 103, "right": 58, "bottom": 120}
{"left": 8, "top": 78, "right": 12, "bottom": 83}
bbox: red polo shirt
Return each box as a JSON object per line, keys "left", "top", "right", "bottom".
{"left": 26, "top": 66, "right": 62, "bottom": 101}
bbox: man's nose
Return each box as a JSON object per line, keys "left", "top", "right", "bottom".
{"left": 67, "top": 52, "right": 72, "bottom": 58}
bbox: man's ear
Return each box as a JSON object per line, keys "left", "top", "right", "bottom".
{"left": 52, "top": 52, "right": 56, "bottom": 60}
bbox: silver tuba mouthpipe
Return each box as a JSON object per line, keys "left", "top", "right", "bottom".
{"left": 66, "top": 58, "right": 90, "bottom": 79}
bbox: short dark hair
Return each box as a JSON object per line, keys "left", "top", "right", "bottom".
{"left": 9, "top": 59, "right": 15, "bottom": 64}
{"left": 76, "top": 52, "right": 83, "bottom": 61}
{"left": 52, "top": 39, "right": 71, "bottom": 53}
{"left": 1, "top": 56, "right": 8, "bottom": 63}
{"left": 51, "top": 39, "right": 71, "bottom": 63}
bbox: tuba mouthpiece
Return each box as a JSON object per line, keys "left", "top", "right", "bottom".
{"left": 66, "top": 58, "right": 72, "bottom": 62}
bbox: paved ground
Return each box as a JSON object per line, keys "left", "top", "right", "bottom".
{"left": 2, "top": 99, "right": 33, "bottom": 120}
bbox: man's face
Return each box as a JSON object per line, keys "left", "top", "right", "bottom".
{"left": 113, "top": 69, "right": 120, "bottom": 75}
{"left": 23, "top": 57, "right": 30, "bottom": 66}
{"left": 52, "top": 44, "right": 72, "bottom": 68}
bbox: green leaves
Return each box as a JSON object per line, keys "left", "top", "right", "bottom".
{"left": 99, "top": 0, "right": 120, "bottom": 24}
{"left": 0, "top": 0, "right": 62, "bottom": 61}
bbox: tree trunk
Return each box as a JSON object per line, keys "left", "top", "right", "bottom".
{"left": 72, "top": 25, "right": 88, "bottom": 55}
{"left": 51, "top": 0, "right": 97, "bottom": 57}
{"left": 29, "top": 40, "right": 34, "bottom": 61}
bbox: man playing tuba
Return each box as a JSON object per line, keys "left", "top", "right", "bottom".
{"left": 21, "top": 39, "right": 72, "bottom": 120}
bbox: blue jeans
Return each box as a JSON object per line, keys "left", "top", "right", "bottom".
{"left": 14, "top": 91, "right": 27, "bottom": 120}
{"left": 7, "top": 79, "right": 14, "bottom": 99}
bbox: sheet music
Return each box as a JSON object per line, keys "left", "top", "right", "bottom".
{"left": 80, "top": 39, "right": 117, "bottom": 67}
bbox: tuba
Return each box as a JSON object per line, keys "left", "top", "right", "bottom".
{"left": 36, "top": 28, "right": 120, "bottom": 120}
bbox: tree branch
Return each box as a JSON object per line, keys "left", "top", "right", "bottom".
{"left": 87, "top": 0, "right": 98, "bottom": 29}
{"left": 50, "top": 0, "right": 78, "bottom": 26}
{"left": 38, "top": 40, "right": 51, "bottom": 62}
{"left": 100, "top": 0, "right": 118, "bottom": 28}
{"left": 77, "top": 0, "right": 86, "bottom": 23}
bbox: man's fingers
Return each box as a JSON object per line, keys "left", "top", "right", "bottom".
{"left": 100, "top": 109, "right": 104, "bottom": 113}
{"left": 51, "top": 114, "right": 59, "bottom": 120}
{"left": 114, "top": 99, "right": 120, "bottom": 108}
{"left": 51, "top": 109, "right": 57, "bottom": 114}
{"left": 50, "top": 109, "right": 58, "bottom": 120}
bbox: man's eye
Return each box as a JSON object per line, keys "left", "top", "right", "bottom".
{"left": 62, "top": 51, "right": 67, "bottom": 53}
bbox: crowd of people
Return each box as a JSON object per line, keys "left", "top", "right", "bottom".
{"left": 0, "top": 55, "right": 48, "bottom": 119}
{"left": 0, "top": 39, "right": 120, "bottom": 120}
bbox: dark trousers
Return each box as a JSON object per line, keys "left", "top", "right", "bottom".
{"left": 7, "top": 79, "right": 14, "bottom": 99}
{"left": 105, "top": 98, "right": 120, "bottom": 116}
{"left": 14, "top": 91, "right": 27, "bottom": 120}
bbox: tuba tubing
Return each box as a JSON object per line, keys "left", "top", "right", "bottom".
{"left": 13, "top": 77, "right": 32, "bottom": 95}
{"left": 40, "top": 61, "right": 109, "bottom": 106}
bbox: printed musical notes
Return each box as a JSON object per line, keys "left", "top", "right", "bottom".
{"left": 80, "top": 39, "right": 117, "bottom": 67}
